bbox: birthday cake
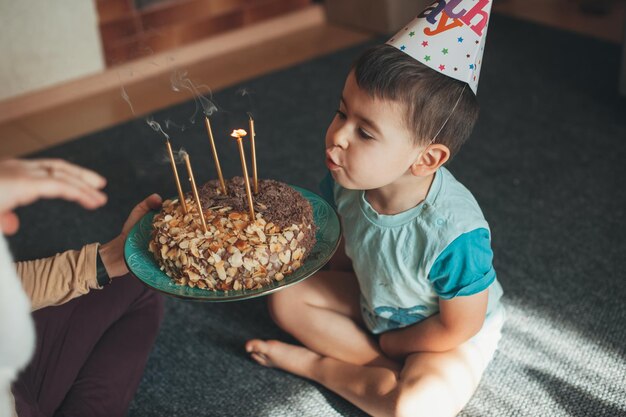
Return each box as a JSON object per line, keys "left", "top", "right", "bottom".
{"left": 148, "top": 177, "right": 316, "bottom": 291}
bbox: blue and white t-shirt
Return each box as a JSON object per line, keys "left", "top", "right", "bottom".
{"left": 321, "top": 167, "right": 504, "bottom": 334}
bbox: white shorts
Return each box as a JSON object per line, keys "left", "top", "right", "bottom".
{"left": 467, "top": 304, "right": 506, "bottom": 368}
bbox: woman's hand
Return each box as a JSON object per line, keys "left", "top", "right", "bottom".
{"left": 98, "top": 194, "right": 162, "bottom": 279}
{"left": 0, "top": 158, "right": 107, "bottom": 235}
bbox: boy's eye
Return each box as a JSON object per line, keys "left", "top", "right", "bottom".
{"left": 358, "top": 128, "right": 374, "bottom": 140}
{"left": 335, "top": 109, "right": 347, "bottom": 120}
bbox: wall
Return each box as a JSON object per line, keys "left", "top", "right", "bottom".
{"left": 0, "top": 0, "right": 105, "bottom": 101}
{"left": 97, "top": 0, "right": 312, "bottom": 66}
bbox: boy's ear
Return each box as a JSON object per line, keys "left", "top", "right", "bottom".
{"left": 410, "top": 144, "right": 450, "bottom": 176}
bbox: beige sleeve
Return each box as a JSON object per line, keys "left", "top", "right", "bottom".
{"left": 14, "top": 243, "right": 101, "bottom": 311}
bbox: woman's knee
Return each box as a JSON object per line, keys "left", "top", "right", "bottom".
{"left": 132, "top": 283, "right": 165, "bottom": 334}
{"left": 146, "top": 291, "right": 165, "bottom": 327}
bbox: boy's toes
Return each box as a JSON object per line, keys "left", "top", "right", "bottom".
{"left": 250, "top": 352, "right": 271, "bottom": 367}
{"left": 246, "top": 339, "right": 274, "bottom": 367}
{"left": 246, "top": 339, "right": 268, "bottom": 354}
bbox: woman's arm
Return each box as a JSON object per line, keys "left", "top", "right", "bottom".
{"left": 15, "top": 194, "right": 162, "bottom": 311}
{"left": 379, "top": 289, "right": 489, "bottom": 359}
{"left": 15, "top": 244, "right": 101, "bottom": 311}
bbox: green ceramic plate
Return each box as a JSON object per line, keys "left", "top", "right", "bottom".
{"left": 124, "top": 186, "right": 341, "bottom": 302}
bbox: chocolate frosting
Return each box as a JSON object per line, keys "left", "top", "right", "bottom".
{"left": 197, "top": 177, "right": 314, "bottom": 230}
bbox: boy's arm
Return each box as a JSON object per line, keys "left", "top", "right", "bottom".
{"left": 379, "top": 289, "right": 489, "bottom": 359}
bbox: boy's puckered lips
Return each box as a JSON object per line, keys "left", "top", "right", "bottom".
{"left": 325, "top": 149, "right": 342, "bottom": 171}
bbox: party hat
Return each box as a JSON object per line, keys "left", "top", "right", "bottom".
{"left": 387, "top": 0, "right": 493, "bottom": 94}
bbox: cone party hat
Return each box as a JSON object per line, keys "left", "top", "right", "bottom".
{"left": 387, "top": 0, "right": 493, "bottom": 94}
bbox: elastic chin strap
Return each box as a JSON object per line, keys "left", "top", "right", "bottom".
{"left": 430, "top": 84, "right": 466, "bottom": 145}
{"left": 416, "top": 84, "right": 467, "bottom": 165}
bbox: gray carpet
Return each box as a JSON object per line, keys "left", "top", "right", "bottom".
{"left": 8, "top": 13, "right": 626, "bottom": 416}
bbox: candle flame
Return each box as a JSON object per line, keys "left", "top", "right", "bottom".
{"left": 230, "top": 129, "right": 247, "bottom": 139}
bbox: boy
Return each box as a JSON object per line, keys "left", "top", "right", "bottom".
{"left": 247, "top": 2, "right": 504, "bottom": 416}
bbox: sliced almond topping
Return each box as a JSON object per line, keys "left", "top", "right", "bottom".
{"left": 215, "top": 261, "right": 227, "bottom": 281}
{"left": 229, "top": 251, "right": 243, "bottom": 268}
{"left": 278, "top": 249, "right": 292, "bottom": 264}
{"left": 187, "top": 269, "right": 201, "bottom": 282}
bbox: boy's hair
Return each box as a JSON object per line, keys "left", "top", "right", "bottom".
{"left": 353, "top": 44, "right": 479, "bottom": 157}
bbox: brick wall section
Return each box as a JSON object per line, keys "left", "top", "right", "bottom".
{"left": 96, "top": 0, "right": 311, "bottom": 66}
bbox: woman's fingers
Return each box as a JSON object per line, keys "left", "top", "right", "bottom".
{"left": 39, "top": 167, "right": 108, "bottom": 209}
{"left": 0, "top": 159, "right": 108, "bottom": 214}
{"left": 31, "top": 158, "right": 107, "bottom": 189}
{"left": 32, "top": 177, "right": 108, "bottom": 209}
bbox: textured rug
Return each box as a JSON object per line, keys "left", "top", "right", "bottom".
{"left": 8, "top": 13, "right": 626, "bottom": 417}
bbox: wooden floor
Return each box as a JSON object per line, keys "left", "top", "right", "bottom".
{"left": 0, "top": 1, "right": 624, "bottom": 159}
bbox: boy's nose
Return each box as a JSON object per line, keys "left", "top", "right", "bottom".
{"left": 329, "top": 127, "right": 349, "bottom": 149}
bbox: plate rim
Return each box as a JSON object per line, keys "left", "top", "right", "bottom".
{"left": 124, "top": 185, "right": 341, "bottom": 302}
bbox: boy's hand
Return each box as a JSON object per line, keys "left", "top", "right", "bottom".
{"left": 98, "top": 194, "right": 162, "bottom": 279}
{"left": 379, "top": 290, "right": 489, "bottom": 359}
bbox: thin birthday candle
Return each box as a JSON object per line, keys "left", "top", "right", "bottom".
{"left": 165, "top": 139, "right": 188, "bottom": 214}
{"left": 182, "top": 152, "right": 208, "bottom": 233}
{"left": 230, "top": 129, "right": 255, "bottom": 220}
{"left": 248, "top": 113, "right": 258, "bottom": 194}
{"left": 204, "top": 116, "right": 227, "bottom": 195}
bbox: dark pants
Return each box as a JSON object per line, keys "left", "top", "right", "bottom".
{"left": 12, "top": 275, "right": 164, "bottom": 417}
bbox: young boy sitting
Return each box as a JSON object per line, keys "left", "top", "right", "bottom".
{"left": 247, "top": 3, "right": 504, "bottom": 416}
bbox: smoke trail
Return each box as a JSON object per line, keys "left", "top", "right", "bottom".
{"left": 165, "top": 118, "right": 186, "bottom": 132}
{"left": 146, "top": 116, "right": 170, "bottom": 140}
{"left": 170, "top": 70, "right": 218, "bottom": 123}
{"left": 238, "top": 87, "right": 255, "bottom": 110}
{"left": 178, "top": 149, "right": 188, "bottom": 160}
{"left": 121, "top": 86, "right": 136, "bottom": 115}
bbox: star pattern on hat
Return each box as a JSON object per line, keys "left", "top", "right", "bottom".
{"left": 386, "top": 0, "right": 493, "bottom": 94}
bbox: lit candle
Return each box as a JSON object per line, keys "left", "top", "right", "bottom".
{"left": 165, "top": 139, "right": 188, "bottom": 214}
{"left": 248, "top": 113, "right": 258, "bottom": 194}
{"left": 182, "top": 152, "right": 208, "bottom": 233}
{"left": 230, "top": 129, "right": 255, "bottom": 220}
{"left": 204, "top": 116, "right": 227, "bottom": 195}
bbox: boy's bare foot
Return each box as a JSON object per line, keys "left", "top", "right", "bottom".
{"left": 246, "top": 339, "right": 321, "bottom": 378}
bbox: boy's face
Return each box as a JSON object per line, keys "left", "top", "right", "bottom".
{"left": 325, "top": 71, "right": 421, "bottom": 190}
